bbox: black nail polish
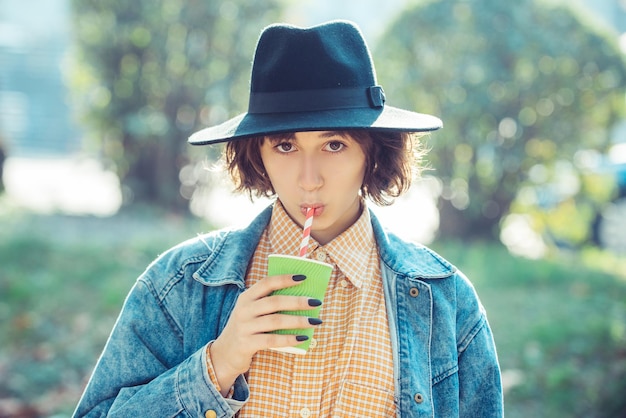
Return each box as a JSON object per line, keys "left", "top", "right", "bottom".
{"left": 296, "top": 335, "right": 309, "bottom": 342}
{"left": 308, "top": 298, "right": 322, "bottom": 307}
{"left": 308, "top": 317, "right": 323, "bottom": 325}
{"left": 292, "top": 274, "right": 307, "bottom": 282}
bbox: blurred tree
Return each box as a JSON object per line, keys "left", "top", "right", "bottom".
{"left": 68, "top": 0, "right": 282, "bottom": 211}
{"left": 376, "top": 0, "right": 626, "bottom": 240}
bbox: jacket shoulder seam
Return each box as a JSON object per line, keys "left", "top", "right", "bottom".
{"left": 136, "top": 275, "right": 186, "bottom": 341}
{"left": 458, "top": 313, "right": 487, "bottom": 354}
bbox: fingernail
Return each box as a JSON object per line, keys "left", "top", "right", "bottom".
{"left": 308, "top": 298, "right": 322, "bottom": 307}
{"left": 292, "top": 274, "right": 307, "bottom": 282}
{"left": 308, "top": 317, "right": 323, "bottom": 325}
{"left": 296, "top": 335, "right": 309, "bottom": 341}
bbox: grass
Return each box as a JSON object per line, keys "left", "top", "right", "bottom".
{"left": 1, "top": 208, "right": 625, "bottom": 417}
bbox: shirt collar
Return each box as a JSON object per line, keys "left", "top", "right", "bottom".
{"left": 268, "top": 199, "right": 376, "bottom": 289}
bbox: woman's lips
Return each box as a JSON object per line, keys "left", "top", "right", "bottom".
{"left": 301, "top": 205, "right": 324, "bottom": 217}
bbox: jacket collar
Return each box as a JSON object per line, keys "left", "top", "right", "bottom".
{"left": 193, "top": 204, "right": 455, "bottom": 286}
{"left": 370, "top": 210, "right": 456, "bottom": 279}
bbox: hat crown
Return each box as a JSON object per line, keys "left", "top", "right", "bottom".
{"left": 251, "top": 21, "right": 377, "bottom": 93}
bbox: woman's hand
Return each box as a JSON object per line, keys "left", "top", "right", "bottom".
{"left": 209, "top": 274, "right": 322, "bottom": 396}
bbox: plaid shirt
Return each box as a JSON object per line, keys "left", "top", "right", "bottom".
{"left": 237, "top": 201, "right": 395, "bottom": 417}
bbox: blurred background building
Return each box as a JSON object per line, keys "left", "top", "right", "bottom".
{"left": 0, "top": 0, "right": 80, "bottom": 156}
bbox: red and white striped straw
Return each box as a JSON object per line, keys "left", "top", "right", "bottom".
{"left": 298, "top": 207, "right": 314, "bottom": 257}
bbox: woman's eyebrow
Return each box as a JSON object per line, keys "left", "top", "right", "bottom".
{"left": 267, "top": 132, "right": 296, "bottom": 143}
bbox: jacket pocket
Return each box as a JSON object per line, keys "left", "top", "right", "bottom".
{"left": 332, "top": 380, "right": 396, "bottom": 417}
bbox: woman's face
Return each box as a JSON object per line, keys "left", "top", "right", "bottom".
{"left": 260, "top": 131, "right": 367, "bottom": 245}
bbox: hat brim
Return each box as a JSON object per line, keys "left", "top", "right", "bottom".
{"left": 188, "top": 105, "right": 442, "bottom": 145}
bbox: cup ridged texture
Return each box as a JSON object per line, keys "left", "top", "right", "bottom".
{"left": 267, "top": 254, "right": 332, "bottom": 353}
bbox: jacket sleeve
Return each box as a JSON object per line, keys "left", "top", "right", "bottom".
{"left": 72, "top": 278, "right": 249, "bottom": 418}
{"left": 455, "top": 274, "right": 504, "bottom": 417}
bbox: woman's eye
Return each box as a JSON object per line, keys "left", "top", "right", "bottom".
{"left": 326, "top": 141, "right": 345, "bottom": 152}
{"left": 276, "top": 142, "right": 294, "bottom": 153}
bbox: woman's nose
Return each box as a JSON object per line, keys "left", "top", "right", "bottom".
{"left": 298, "top": 156, "right": 324, "bottom": 191}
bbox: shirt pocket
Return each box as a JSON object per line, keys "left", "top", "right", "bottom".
{"left": 332, "top": 380, "right": 396, "bottom": 417}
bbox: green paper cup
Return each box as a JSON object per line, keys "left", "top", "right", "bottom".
{"left": 267, "top": 254, "right": 333, "bottom": 354}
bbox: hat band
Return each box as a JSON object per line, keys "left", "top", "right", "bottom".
{"left": 248, "top": 86, "right": 385, "bottom": 114}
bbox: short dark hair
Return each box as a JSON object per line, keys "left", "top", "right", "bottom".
{"left": 224, "top": 130, "right": 427, "bottom": 206}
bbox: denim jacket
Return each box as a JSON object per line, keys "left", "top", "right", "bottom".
{"left": 74, "top": 206, "right": 503, "bottom": 417}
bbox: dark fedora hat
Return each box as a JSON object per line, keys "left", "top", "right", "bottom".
{"left": 189, "top": 20, "right": 442, "bottom": 145}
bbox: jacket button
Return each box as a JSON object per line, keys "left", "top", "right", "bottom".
{"left": 409, "top": 287, "right": 419, "bottom": 297}
{"left": 205, "top": 410, "right": 217, "bottom": 418}
{"left": 414, "top": 393, "right": 424, "bottom": 403}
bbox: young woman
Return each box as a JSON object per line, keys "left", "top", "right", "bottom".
{"left": 74, "top": 20, "right": 503, "bottom": 417}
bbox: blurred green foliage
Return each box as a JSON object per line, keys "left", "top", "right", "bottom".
{"left": 68, "top": 0, "right": 282, "bottom": 211}
{"left": 376, "top": 0, "right": 626, "bottom": 241}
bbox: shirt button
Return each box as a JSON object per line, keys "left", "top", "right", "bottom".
{"left": 205, "top": 410, "right": 217, "bottom": 418}
{"left": 340, "top": 279, "right": 349, "bottom": 288}
{"left": 315, "top": 252, "right": 327, "bottom": 261}
{"left": 409, "top": 287, "right": 419, "bottom": 297}
{"left": 300, "top": 407, "right": 311, "bottom": 417}
{"left": 309, "top": 338, "right": 318, "bottom": 349}
{"left": 414, "top": 393, "right": 424, "bottom": 403}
